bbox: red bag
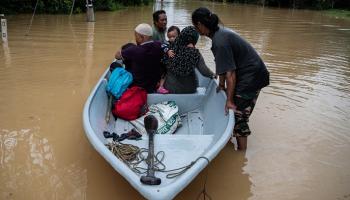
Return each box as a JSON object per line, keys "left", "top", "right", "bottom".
{"left": 112, "top": 86, "right": 147, "bottom": 121}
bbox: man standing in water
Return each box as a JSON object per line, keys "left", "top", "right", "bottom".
{"left": 192, "top": 7, "right": 269, "bottom": 150}
{"left": 152, "top": 10, "right": 167, "bottom": 42}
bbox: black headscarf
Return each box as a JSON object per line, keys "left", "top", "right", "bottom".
{"left": 167, "top": 26, "right": 200, "bottom": 77}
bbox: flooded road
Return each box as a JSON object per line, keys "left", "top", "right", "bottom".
{"left": 1, "top": 0, "right": 349, "bottom": 199}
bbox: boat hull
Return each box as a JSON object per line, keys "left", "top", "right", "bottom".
{"left": 83, "top": 69, "right": 234, "bottom": 200}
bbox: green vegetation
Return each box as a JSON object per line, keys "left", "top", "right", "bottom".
{"left": 0, "top": 0, "right": 150, "bottom": 15}
{"left": 210, "top": 0, "right": 350, "bottom": 10}
{"left": 2, "top": 0, "right": 349, "bottom": 15}
{"left": 324, "top": 9, "right": 350, "bottom": 19}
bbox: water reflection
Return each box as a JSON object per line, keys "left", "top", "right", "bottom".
{"left": 81, "top": 22, "right": 95, "bottom": 94}
{"left": 177, "top": 145, "right": 251, "bottom": 200}
{"left": 0, "top": 128, "right": 87, "bottom": 199}
{"left": 1, "top": 42, "right": 11, "bottom": 67}
{"left": 154, "top": 0, "right": 191, "bottom": 30}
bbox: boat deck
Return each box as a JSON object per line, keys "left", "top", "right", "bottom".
{"left": 107, "top": 134, "right": 213, "bottom": 185}
{"left": 113, "top": 109, "right": 205, "bottom": 136}
{"left": 105, "top": 108, "right": 213, "bottom": 185}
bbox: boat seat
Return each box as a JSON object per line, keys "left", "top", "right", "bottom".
{"left": 114, "top": 108, "right": 205, "bottom": 137}
{"left": 148, "top": 87, "right": 207, "bottom": 114}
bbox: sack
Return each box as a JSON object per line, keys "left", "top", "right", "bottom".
{"left": 130, "top": 101, "right": 181, "bottom": 135}
{"left": 112, "top": 86, "right": 147, "bottom": 121}
{"left": 106, "top": 67, "right": 133, "bottom": 99}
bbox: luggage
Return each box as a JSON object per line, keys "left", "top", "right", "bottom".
{"left": 112, "top": 86, "right": 147, "bottom": 121}
{"left": 106, "top": 67, "right": 133, "bottom": 99}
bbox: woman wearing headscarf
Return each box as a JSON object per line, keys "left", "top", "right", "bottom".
{"left": 163, "top": 26, "right": 215, "bottom": 94}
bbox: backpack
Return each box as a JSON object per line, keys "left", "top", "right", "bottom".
{"left": 112, "top": 86, "right": 147, "bottom": 121}
{"left": 106, "top": 67, "right": 133, "bottom": 99}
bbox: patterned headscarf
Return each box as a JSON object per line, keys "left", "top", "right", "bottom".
{"left": 167, "top": 26, "right": 200, "bottom": 77}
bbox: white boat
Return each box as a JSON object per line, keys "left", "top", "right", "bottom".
{"left": 83, "top": 68, "right": 234, "bottom": 200}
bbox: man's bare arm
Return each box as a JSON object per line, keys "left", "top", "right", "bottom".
{"left": 224, "top": 70, "right": 236, "bottom": 114}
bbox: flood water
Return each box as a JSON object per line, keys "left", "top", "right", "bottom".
{"left": 1, "top": 0, "right": 349, "bottom": 199}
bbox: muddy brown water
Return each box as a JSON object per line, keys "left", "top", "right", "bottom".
{"left": 1, "top": 0, "right": 349, "bottom": 199}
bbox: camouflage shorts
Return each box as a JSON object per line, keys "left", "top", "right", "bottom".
{"left": 233, "top": 90, "right": 260, "bottom": 137}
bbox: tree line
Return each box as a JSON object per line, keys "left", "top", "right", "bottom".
{"left": 221, "top": 0, "right": 349, "bottom": 10}
{"left": 1, "top": 0, "right": 349, "bottom": 15}
{"left": 0, "top": 0, "right": 150, "bottom": 15}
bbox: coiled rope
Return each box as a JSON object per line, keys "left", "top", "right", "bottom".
{"left": 106, "top": 141, "right": 210, "bottom": 178}
{"left": 106, "top": 141, "right": 212, "bottom": 199}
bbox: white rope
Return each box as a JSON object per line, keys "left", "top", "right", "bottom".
{"left": 25, "top": 0, "right": 39, "bottom": 36}
{"left": 70, "top": 0, "right": 76, "bottom": 16}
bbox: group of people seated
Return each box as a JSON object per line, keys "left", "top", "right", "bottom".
{"left": 114, "top": 10, "right": 215, "bottom": 94}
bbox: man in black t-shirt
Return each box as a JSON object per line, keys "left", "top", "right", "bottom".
{"left": 211, "top": 27, "right": 269, "bottom": 150}
{"left": 192, "top": 7, "right": 269, "bottom": 150}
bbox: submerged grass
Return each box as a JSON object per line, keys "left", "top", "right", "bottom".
{"left": 324, "top": 9, "right": 350, "bottom": 20}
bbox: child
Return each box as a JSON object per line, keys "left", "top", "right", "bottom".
{"left": 167, "top": 26, "right": 180, "bottom": 43}
{"left": 110, "top": 43, "right": 136, "bottom": 72}
{"left": 157, "top": 26, "right": 180, "bottom": 94}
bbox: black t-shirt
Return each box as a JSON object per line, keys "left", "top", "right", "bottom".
{"left": 122, "top": 41, "right": 162, "bottom": 93}
{"left": 211, "top": 27, "right": 269, "bottom": 94}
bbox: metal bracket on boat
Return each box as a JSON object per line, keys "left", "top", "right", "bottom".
{"left": 140, "top": 115, "right": 161, "bottom": 185}
{"left": 105, "top": 93, "right": 112, "bottom": 123}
